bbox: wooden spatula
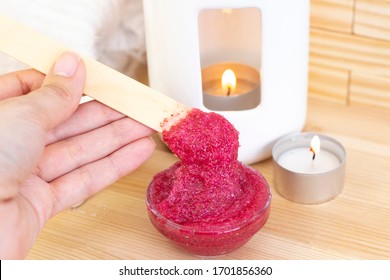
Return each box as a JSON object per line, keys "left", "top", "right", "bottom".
{"left": 0, "top": 13, "right": 188, "bottom": 132}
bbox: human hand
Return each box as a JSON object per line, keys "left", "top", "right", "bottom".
{"left": 0, "top": 52, "right": 155, "bottom": 259}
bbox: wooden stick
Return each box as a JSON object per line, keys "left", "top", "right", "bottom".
{"left": 0, "top": 13, "right": 188, "bottom": 132}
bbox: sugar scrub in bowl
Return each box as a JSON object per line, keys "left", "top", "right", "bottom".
{"left": 146, "top": 109, "right": 271, "bottom": 256}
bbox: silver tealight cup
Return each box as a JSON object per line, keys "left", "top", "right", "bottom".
{"left": 272, "top": 132, "right": 346, "bottom": 204}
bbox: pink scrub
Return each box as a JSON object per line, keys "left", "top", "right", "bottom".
{"left": 147, "top": 108, "right": 271, "bottom": 255}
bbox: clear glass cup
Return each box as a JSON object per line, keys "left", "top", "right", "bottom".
{"left": 146, "top": 177, "right": 271, "bottom": 256}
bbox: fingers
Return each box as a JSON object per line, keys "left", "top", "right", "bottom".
{"left": 36, "top": 117, "right": 155, "bottom": 182}
{"left": 0, "top": 52, "right": 85, "bottom": 200}
{"left": 0, "top": 69, "right": 45, "bottom": 100}
{"left": 45, "top": 100, "right": 127, "bottom": 145}
{"left": 49, "top": 137, "right": 155, "bottom": 215}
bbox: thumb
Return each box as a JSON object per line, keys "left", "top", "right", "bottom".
{"left": 28, "top": 52, "right": 86, "bottom": 130}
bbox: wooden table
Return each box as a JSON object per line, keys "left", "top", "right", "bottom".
{"left": 27, "top": 98, "right": 390, "bottom": 259}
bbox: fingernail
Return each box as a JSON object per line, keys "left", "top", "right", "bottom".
{"left": 53, "top": 52, "right": 81, "bottom": 77}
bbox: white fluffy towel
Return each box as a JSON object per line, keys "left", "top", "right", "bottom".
{"left": 0, "top": 0, "right": 146, "bottom": 75}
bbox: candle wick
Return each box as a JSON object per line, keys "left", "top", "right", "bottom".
{"left": 310, "top": 147, "right": 316, "bottom": 160}
{"left": 227, "top": 86, "right": 231, "bottom": 96}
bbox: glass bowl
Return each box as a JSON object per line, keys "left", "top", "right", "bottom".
{"left": 146, "top": 179, "right": 271, "bottom": 257}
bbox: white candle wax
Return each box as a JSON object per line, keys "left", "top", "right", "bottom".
{"left": 277, "top": 148, "right": 340, "bottom": 174}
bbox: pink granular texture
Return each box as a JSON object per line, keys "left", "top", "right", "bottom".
{"left": 150, "top": 108, "right": 270, "bottom": 229}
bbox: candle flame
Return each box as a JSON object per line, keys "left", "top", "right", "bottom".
{"left": 222, "top": 69, "right": 236, "bottom": 96}
{"left": 310, "top": 135, "right": 320, "bottom": 160}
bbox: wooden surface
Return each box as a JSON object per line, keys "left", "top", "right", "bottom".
{"left": 309, "top": 0, "right": 390, "bottom": 108}
{"left": 26, "top": 97, "right": 390, "bottom": 259}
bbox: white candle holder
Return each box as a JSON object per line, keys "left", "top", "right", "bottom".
{"left": 143, "top": 0, "right": 310, "bottom": 164}
{"left": 272, "top": 132, "right": 346, "bottom": 204}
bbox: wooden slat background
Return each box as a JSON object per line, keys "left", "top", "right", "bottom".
{"left": 309, "top": 0, "right": 390, "bottom": 108}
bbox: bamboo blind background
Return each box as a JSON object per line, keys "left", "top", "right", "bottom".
{"left": 309, "top": 0, "right": 390, "bottom": 109}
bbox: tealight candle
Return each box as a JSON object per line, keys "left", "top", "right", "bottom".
{"left": 272, "top": 132, "right": 346, "bottom": 204}
{"left": 202, "top": 62, "right": 260, "bottom": 111}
